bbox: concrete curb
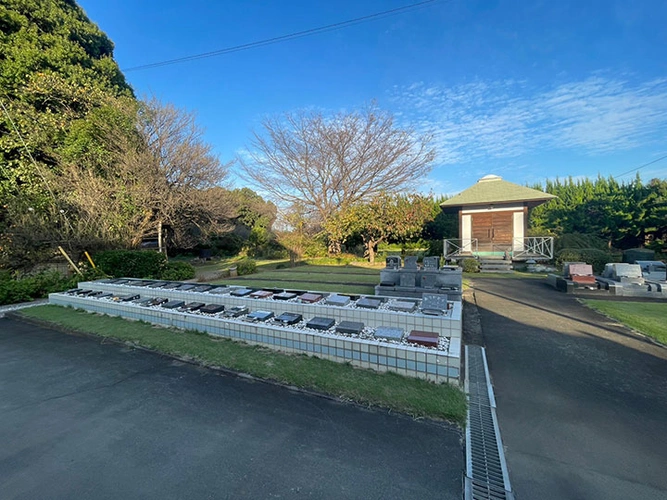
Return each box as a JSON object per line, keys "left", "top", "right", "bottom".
{"left": 6, "top": 310, "right": 463, "bottom": 431}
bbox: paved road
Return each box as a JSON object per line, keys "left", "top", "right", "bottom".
{"left": 472, "top": 278, "right": 667, "bottom": 500}
{"left": 0, "top": 318, "right": 463, "bottom": 500}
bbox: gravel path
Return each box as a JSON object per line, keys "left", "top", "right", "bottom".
{"left": 0, "top": 298, "right": 48, "bottom": 318}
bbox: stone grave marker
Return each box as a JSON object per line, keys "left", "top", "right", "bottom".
{"left": 207, "top": 286, "right": 229, "bottom": 295}
{"left": 388, "top": 300, "right": 417, "bottom": 313}
{"left": 306, "top": 317, "right": 336, "bottom": 330}
{"left": 299, "top": 293, "right": 323, "bottom": 303}
{"left": 181, "top": 302, "right": 205, "bottom": 311}
{"left": 162, "top": 300, "right": 185, "bottom": 309}
{"left": 420, "top": 294, "right": 448, "bottom": 315}
{"left": 193, "top": 285, "right": 213, "bottom": 293}
{"left": 326, "top": 294, "right": 351, "bottom": 307}
{"left": 421, "top": 274, "right": 437, "bottom": 289}
{"left": 147, "top": 282, "right": 168, "bottom": 288}
{"left": 274, "top": 291, "right": 297, "bottom": 301}
{"left": 224, "top": 305, "right": 249, "bottom": 317}
{"left": 177, "top": 284, "right": 196, "bottom": 291}
{"left": 386, "top": 255, "right": 401, "bottom": 269}
{"left": 231, "top": 288, "right": 253, "bottom": 297}
{"left": 357, "top": 297, "right": 382, "bottom": 309}
{"left": 76, "top": 289, "right": 93, "bottom": 295}
{"left": 200, "top": 304, "right": 225, "bottom": 314}
{"left": 148, "top": 297, "right": 168, "bottom": 306}
{"left": 134, "top": 298, "right": 153, "bottom": 306}
{"left": 97, "top": 292, "right": 113, "bottom": 299}
{"left": 246, "top": 310, "right": 274, "bottom": 322}
{"left": 400, "top": 273, "right": 416, "bottom": 287}
{"left": 406, "top": 330, "right": 439, "bottom": 347}
{"left": 275, "top": 312, "right": 303, "bottom": 325}
{"left": 404, "top": 256, "right": 418, "bottom": 269}
{"left": 114, "top": 293, "right": 140, "bottom": 302}
{"left": 250, "top": 290, "right": 273, "bottom": 299}
{"left": 423, "top": 256, "right": 440, "bottom": 270}
{"left": 161, "top": 283, "right": 181, "bottom": 290}
{"left": 336, "top": 321, "right": 364, "bottom": 335}
{"left": 374, "top": 326, "right": 404, "bottom": 341}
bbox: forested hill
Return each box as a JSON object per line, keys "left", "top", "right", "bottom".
{"left": 0, "top": 0, "right": 133, "bottom": 204}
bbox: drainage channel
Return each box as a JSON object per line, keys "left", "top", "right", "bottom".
{"left": 464, "top": 345, "right": 514, "bottom": 500}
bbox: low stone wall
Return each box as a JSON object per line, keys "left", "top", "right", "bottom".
{"left": 49, "top": 282, "right": 461, "bottom": 384}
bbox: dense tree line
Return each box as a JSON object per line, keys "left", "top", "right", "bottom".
{"left": 529, "top": 175, "right": 667, "bottom": 253}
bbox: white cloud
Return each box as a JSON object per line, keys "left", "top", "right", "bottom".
{"left": 391, "top": 76, "right": 667, "bottom": 164}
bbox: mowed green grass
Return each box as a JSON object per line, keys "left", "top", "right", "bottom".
{"left": 583, "top": 300, "right": 667, "bottom": 345}
{"left": 18, "top": 305, "right": 467, "bottom": 425}
{"left": 211, "top": 264, "right": 381, "bottom": 295}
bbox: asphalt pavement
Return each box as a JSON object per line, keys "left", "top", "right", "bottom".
{"left": 0, "top": 317, "right": 463, "bottom": 500}
{"left": 472, "top": 278, "right": 667, "bottom": 500}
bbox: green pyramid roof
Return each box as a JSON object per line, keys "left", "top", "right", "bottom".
{"left": 440, "top": 175, "right": 556, "bottom": 208}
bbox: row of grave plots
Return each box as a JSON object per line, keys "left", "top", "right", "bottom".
{"left": 548, "top": 262, "right": 667, "bottom": 297}
{"left": 49, "top": 279, "right": 462, "bottom": 384}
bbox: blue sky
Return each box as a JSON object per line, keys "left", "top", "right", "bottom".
{"left": 78, "top": 0, "right": 667, "bottom": 195}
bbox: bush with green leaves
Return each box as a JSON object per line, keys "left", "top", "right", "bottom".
{"left": 235, "top": 258, "right": 257, "bottom": 275}
{"left": 461, "top": 258, "right": 480, "bottom": 273}
{"left": 556, "top": 248, "right": 617, "bottom": 274}
{"left": 0, "top": 267, "right": 105, "bottom": 306}
{"left": 94, "top": 250, "right": 167, "bottom": 278}
{"left": 160, "top": 262, "right": 195, "bottom": 281}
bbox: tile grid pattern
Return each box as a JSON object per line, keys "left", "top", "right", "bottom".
{"left": 50, "top": 292, "right": 461, "bottom": 383}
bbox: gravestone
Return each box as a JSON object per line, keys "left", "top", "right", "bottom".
{"left": 114, "top": 294, "right": 140, "bottom": 302}
{"left": 76, "top": 289, "right": 93, "bottom": 295}
{"left": 193, "top": 285, "right": 213, "bottom": 293}
{"left": 181, "top": 302, "right": 205, "bottom": 311}
{"left": 386, "top": 255, "right": 401, "bottom": 270}
{"left": 326, "top": 294, "right": 351, "bottom": 307}
{"left": 274, "top": 292, "right": 297, "bottom": 301}
{"left": 161, "top": 283, "right": 180, "bottom": 290}
{"left": 246, "top": 310, "right": 274, "bottom": 322}
{"left": 399, "top": 273, "right": 416, "bottom": 288}
{"left": 148, "top": 297, "right": 168, "bottom": 306}
{"left": 250, "top": 290, "right": 273, "bottom": 299}
{"left": 404, "top": 256, "right": 419, "bottom": 269}
{"left": 177, "top": 284, "right": 196, "bottom": 291}
{"left": 225, "top": 305, "right": 249, "bottom": 317}
{"left": 306, "top": 317, "right": 336, "bottom": 330}
{"left": 199, "top": 304, "right": 225, "bottom": 314}
{"left": 374, "top": 326, "right": 404, "bottom": 341}
{"left": 388, "top": 300, "right": 417, "bottom": 313}
{"left": 97, "top": 293, "right": 113, "bottom": 299}
{"left": 134, "top": 298, "right": 153, "bottom": 306}
{"left": 275, "top": 312, "right": 302, "bottom": 325}
{"left": 357, "top": 297, "right": 382, "bottom": 309}
{"left": 336, "top": 321, "right": 364, "bottom": 335}
{"left": 420, "top": 294, "right": 448, "bottom": 315}
{"left": 421, "top": 274, "right": 437, "bottom": 289}
{"left": 207, "top": 286, "right": 229, "bottom": 295}
{"left": 147, "top": 282, "right": 167, "bottom": 289}
{"left": 231, "top": 288, "right": 253, "bottom": 297}
{"left": 162, "top": 300, "right": 185, "bottom": 309}
{"left": 423, "top": 256, "right": 440, "bottom": 270}
{"left": 299, "top": 293, "right": 323, "bottom": 303}
{"left": 406, "top": 330, "right": 439, "bottom": 347}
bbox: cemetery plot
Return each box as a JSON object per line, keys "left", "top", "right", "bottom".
{"left": 200, "top": 304, "right": 225, "bottom": 314}
{"left": 246, "top": 310, "right": 274, "bottom": 322}
{"left": 306, "top": 317, "right": 336, "bottom": 331}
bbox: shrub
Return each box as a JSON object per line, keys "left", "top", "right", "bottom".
{"left": 461, "top": 258, "right": 480, "bottom": 273}
{"left": 94, "top": 250, "right": 166, "bottom": 278}
{"left": 556, "top": 248, "right": 617, "bottom": 274}
{"left": 160, "top": 262, "right": 195, "bottom": 281}
{"left": 555, "top": 233, "right": 608, "bottom": 252}
{"left": 236, "top": 258, "right": 257, "bottom": 276}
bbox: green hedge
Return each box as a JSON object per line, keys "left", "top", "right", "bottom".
{"left": 461, "top": 258, "right": 480, "bottom": 273}
{"left": 236, "top": 258, "right": 257, "bottom": 275}
{"left": 0, "top": 268, "right": 104, "bottom": 306}
{"left": 94, "top": 250, "right": 166, "bottom": 279}
{"left": 556, "top": 248, "right": 617, "bottom": 274}
{"left": 160, "top": 261, "right": 196, "bottom": 281}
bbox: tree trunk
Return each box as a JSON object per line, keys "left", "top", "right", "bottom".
{"left": 365, "top": 240, "right": 377, "bottom": 264}
{"left": 328, "top": 239, "right": 341, "bottom": 256}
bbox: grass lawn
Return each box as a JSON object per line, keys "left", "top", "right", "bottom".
{"left": 17, "top": 305, "right": 467, "bottom": 425}
{"left": 582, "top": 300, "right": 667, "bottom": 345}
{"left": 209, "top": 263, "right": 381, "bottom": 296}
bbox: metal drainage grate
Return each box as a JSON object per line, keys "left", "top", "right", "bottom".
{"left": 465, "top": 345, "right": 514, "bottom": 500}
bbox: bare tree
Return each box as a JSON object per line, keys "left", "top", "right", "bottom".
{"left": 240, "top": 103, "right": 435, "bottom": 253}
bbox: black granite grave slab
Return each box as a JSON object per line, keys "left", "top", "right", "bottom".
{"left": 147, "top": 282, "right": 168, "bottom": 289}
{"left": 400, "top": 274, "right": 416, "bottom": 288}
{"left": 224, "top": 305, "right": 249, "bottom": 317}
{"left": 374, "top": 326, "right": 404, "bottom": 341}
{"left": 193, "top": 285, "right": 213, "bottom": 293}
{"left": 134, "top": 298, "right": 153, "bottom": 306}
{"left": 98, "top": 279, "right": 117, "bottom": 284}
{"left": 423, "top": 256, "right": 440, "bottom": 270}
{"left": 275, "top": 312, "right": 302, "bottom": 325}
{"left": 325, "top": 294, "right": 351, "bottom": 307}
{"left": 207, "top": 286, "right": 229, "bottom": 295}
{"left": 336, "top": 321, "right": 364, "bottom": 335}
{"left": 162, "top": 300, "right": 185, "bottom": 309}
{"left": 161, "top": 283, "right": 181, "bottom": 290}
{"left": 250, "top": 290, "right": 273, "bottom": 299}
{"left": 148, "top": 297, "right": 168, "bottom": 306}
{"left": 230, "top": 288, "right": 253, "bottom": 297}
{"left": 299, "top": 293, "right": 323, "bottom": 303}
{"left": 421, "top": 274, "right": 437, "bottom": 289}
{"left": 274, "top": 292, "right": 297, "bottom": 300}
{"left": 114, "top": 294, "right": 140, "bottom": 302}
{"left": 306, "top": 317, "right": 335, "bottom": 330}
{"left": 85, "top": 291, "right": 104, "bottom": 297}
{"left": 356, "top": 297, "right": 382, "bottom": 309}
{"left": 65, "top": 288, "right": 82, "bottom": 294}
{"left": 76, "top": 289, "right": 93, "bottom": 295}
{"left": 404, "top": 256, "right": 419, "bottom": 269}
{"left": 132, "top": 280, "right": 154, "bottom": 287}
{"left": 97, "top": 293, "right": 113, "bottom": 299}
{"left": 386, "top": 255, "right": 401, "bottom": 269}
{"left": 388, "top": 300, "right": 417, "bottom": 313}
{"left": 177, "top": 284, "right": 196, "bottom": 291}
{"left": 406, "top": 330, "right": 439, "bottom": 347}
{"left": 246, "top": 310, "right": 274, "bottom": 322}
{"left": 113, "top": 280, "right": 130, "bottom": 285}
{"left": 199, "top": 304, "right": 225, "bottom": 314}
{"left": 181, "top": 302, "right": 205, "bottom": 311}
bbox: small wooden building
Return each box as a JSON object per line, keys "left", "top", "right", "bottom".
{"left": 440, "top": 175, "right": 556, "bottom": 259}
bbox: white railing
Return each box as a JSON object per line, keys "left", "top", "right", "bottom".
{"left": 512, "top": 237, "right": 554, "bottom": 260}
{"left": 443, "top": 238, "right": 478, "bottom": 258}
